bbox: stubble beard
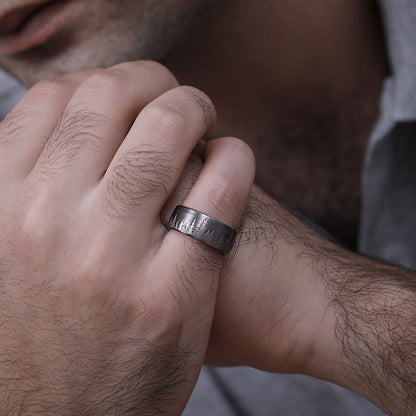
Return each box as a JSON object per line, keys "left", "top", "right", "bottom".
{"left": 0, "top": 0, "right": 215, "bottom": 86}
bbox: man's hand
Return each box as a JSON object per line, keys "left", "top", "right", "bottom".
{"left": 0, "top": 61, "right": 255, "bottom": 415}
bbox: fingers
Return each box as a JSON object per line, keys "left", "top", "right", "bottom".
{"left": 97, "top": 85, "right": 216, "bottom": 224}
{"left": 0, "top": 61, "right": 178, "bottom": 185}
{"left": 1, "top": 59, "right": 254, "bottom": 305}
{"left": 0, "top": 69, "right": 96, "bottom": 178}
{"left": 0, "top": 61, "right": 257, "bottom": 413}
{"left": 184, "top": 138, "right": 256, "bottom": 229}
{"left": 31, "top": 61, "right": 178, "bottom": 191}
{"left": 155, "top": 137, "right": 255, "bottom": 303}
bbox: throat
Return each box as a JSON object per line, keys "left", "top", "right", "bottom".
{"left": 209, "top": 64, "right": 385, "bottom": 247}
{"left": 168, "top": 0, "right": 387, "bottom": 246}
{"left": 233, "top": 92, "right": 380, "bottom": 248}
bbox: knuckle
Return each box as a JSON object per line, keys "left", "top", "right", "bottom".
{"left": 73, "top": 248, "right": 111, "bottom": 284}
{"left": 225, "top": 137, "right": 256, "bottom": 167}
{"left": 0, "top": 110, "right": 32, "bottom": 150}
{"left": 223, "top": 137, "right": 256, "bottom": 175}
{"left": 181, "top": 85, "right": 213, "bottom": 105}
{"left": 81, "top": 70, "right": 125, "bottom": 98}
{"left": 90, "top": 61, "right": 178, "bottom": 95}
{"left": 17, "top": 202, "right": 51, "bottom": 249}
{"left": 37, "top": 107, "right": 106, "bottom": 169}
{"left": 0, "top": 79, "right": 73, "bottom": 151}
{"left": 104, "top": 148, "right": 174, "bottom": 218}
{"left": 137, "top": 60, "right": 178, "bottom": 86}
{"left": 180, "top": 85, "right": 216, "bottom": 125}
{"left": 162, "top": 85, "right": 217, "bottom": 128}
{"left": 140, "top": 103, "right": 189, "bottom": 140}
{"left": 29, "top": 78, "right": 72, "bottom": 102}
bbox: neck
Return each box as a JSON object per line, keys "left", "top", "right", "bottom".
{"left": 166, "top": 0, "right": 385, "bottom": 136}
{"left": 165, "top": 0, "right": 387, "bottom": 245}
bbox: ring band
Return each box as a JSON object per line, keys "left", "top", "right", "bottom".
{"left": 168, "top": 205, "right": 237, "bottom": 254}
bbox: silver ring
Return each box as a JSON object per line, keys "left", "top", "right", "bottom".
{"left": 168, "top": 205, "right": 236, "bottom": 255}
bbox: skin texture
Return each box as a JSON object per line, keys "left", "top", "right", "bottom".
{"left": 3, "top": 0, "right": 416, "bottom": 415}
{"left": 221, "top": 188, "right": 416, "bottom": 416}
{"left": 0, "top": 0, "right": 226, "bottom": 84}
{"left": 0, "top": 61, "right": 255, "bottom": 414}
{"left": 0, "top": 0, "right": 386, "bottom": 245}
{"left": 167, "top": 155, "right": 416, "bottom": 416}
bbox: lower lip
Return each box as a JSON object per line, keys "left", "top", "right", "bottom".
{"left": 0, "top": 0, "right": 71, "bottom": 55}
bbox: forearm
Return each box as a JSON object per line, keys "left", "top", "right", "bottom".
{"left": 308, "top": 243, "right": 416, "bottom": 416}
{"left": 215, "top": 184, "right": 416, "bottom": 415}
{"left": 251, "top": 188, "right": 416, "bottom": 415}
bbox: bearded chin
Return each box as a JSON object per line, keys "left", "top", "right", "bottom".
{"left": 0, "top": 0, "right": 218, "bottom": 87}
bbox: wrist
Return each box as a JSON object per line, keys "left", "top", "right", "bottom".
{"left": 261, "top": 236, "right": 340, "bottom": 376}
{"left": 294, "top": 242, "right": 348, "bottom": 380}
{"left": 301, "top": 244, "right": 416, "bottom": 415}
{"left": 208, "top": 188, "right": 338, "bottom": 375}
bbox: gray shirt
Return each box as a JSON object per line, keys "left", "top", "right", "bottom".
{"left": 0, "top": 70, "right": 24, "bottom": 118}
{"left": 360, "top": 0, "right": 416, "bottom": 272}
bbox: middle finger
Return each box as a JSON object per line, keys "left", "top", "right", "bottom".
{"left": 97, "top": 85, "right": 216, "bottom": 226}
